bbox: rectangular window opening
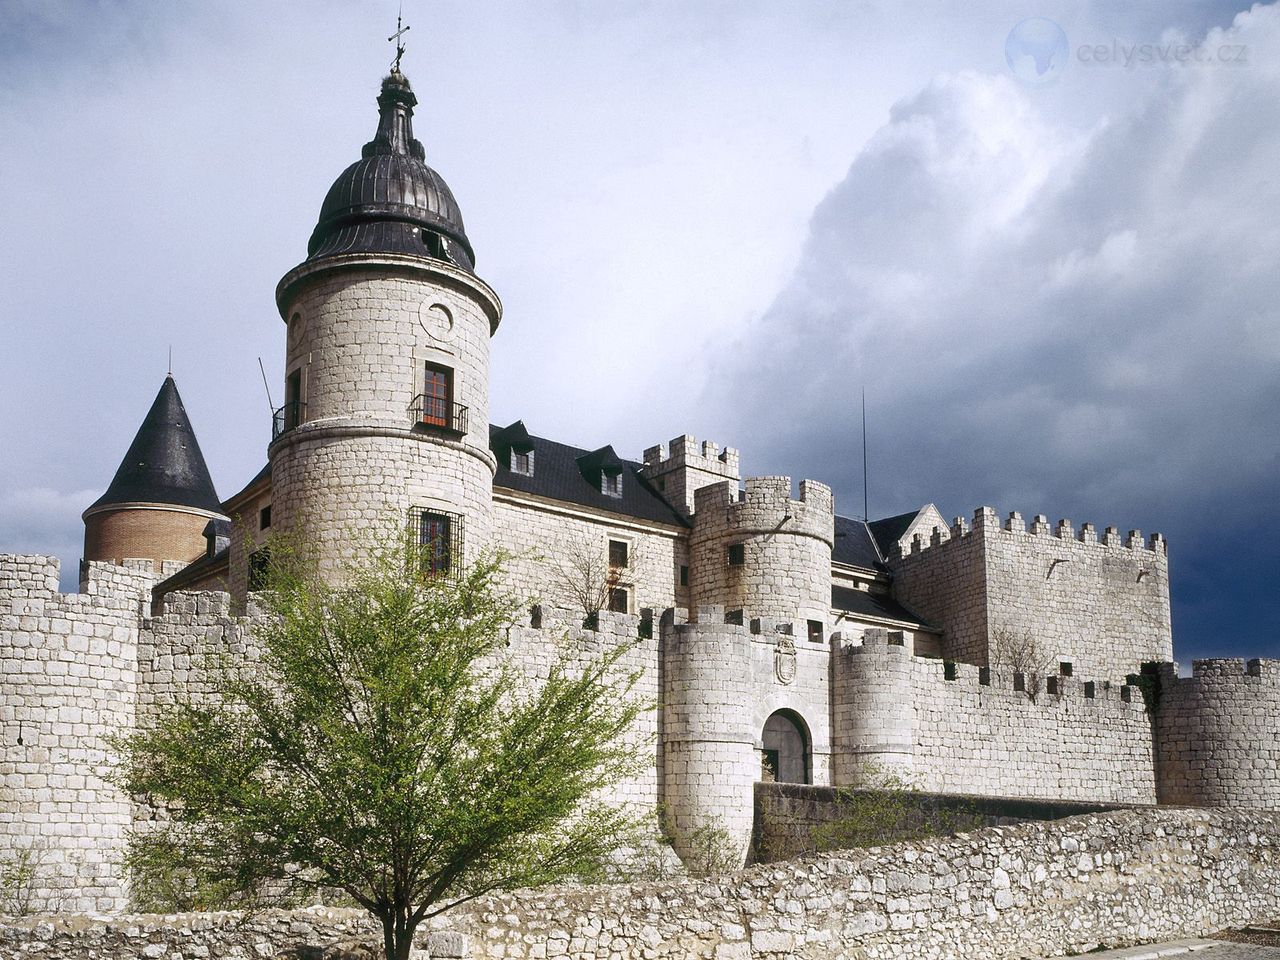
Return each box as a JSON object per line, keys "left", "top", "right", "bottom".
{"left": 247, "top": 547, "right": 271, "bottom": 592}
{"left": 510, "top": 448, "right": 533, "bottom": 476}
{"left": 727, "top": 542, "right": 746, "bottom": 567}
{"left": 259, "top": 505, "right": 272, "bottom": 530}
{"left": 608, "top": 538, "right": 629, "bottom": 569}
{"left": 607, "top": 586, "right": 629, "bottom": 614}
{"left": 601, "top": 470, "right": 623, "bottom": 498}
{"left": 418, "top": 508, "right": 464, "bottom": 579}
{"left": 679, "top": 564, "right": 689, "bottom": 587}
{"left": 420, "top": 362, "right": 453, "bottom": 428}
{"left": 807, "top": 619, "right": 824, "bottom": 643}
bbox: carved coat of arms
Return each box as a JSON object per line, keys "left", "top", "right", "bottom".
{"left": 774, "top": 635, "right": 797, "bottom": 685}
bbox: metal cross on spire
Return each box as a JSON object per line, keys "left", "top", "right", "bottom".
{"left": 388, "top": 4, "right": 410, "bottom": 73}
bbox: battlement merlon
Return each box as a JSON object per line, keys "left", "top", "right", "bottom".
{"left": 1, "top": 554, "right": 155, "bottom": 610}
{"left": 642, "top": 434, "right": 741, "bottom": 476}
{"left": 892, "top": 505, "right": 1169, "bottom": 559}
{"left": 640, "top": 435, "right": 742, "bottom": 516}
{"left": 0, "top": 554, "right": 63, "bottom": 597}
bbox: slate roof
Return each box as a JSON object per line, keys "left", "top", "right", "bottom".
{"left": 87, "top": 376, "right": 223, "bottom": 516}
{"left": 307, "top": 71, "right": 475, "bottom": 272}
{"left": 831, "top": 585, "right": 933, "bottom": 629}
{"left": 867, "top": 509, "right": 921, "bottom": 554}
{"left": 832, "top": 514, "right": 884, "bottom": 569}
{"left": 491, "top": 424, "right": 687, "bottom": 527}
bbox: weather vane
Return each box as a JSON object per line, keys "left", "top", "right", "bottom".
{"left": 389, "top": 4, "right": 410, "bottom": 73}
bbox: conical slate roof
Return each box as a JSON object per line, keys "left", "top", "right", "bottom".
{"left": 86, "top": 376, "right": 223, "bottom": 515}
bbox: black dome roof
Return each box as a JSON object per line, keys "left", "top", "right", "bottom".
{"left": 306, "top": 71, "right": 476, "bottom": 272}
{"left": 87, "top": 376, "right": 223, "bottom": 516}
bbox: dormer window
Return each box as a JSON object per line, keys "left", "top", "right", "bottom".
{"left": 601, "top": 470, "right": 623, "bottom": 498}
{"left": 510, "top": 447, "right": 534, "bottom": 476}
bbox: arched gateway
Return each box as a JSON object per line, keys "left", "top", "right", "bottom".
{"left": 762, "top": 709, "right": 811, "bottom": 784}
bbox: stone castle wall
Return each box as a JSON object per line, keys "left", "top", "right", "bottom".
{"left": 890, "top": 506, "right": 1172, "bottom": 679}
{"left": 490, "top": 494, "right": 687, "bottom": 615}
{"left": 833, "top": 630, "right": 1158, "bottom": 804}
{"left": 1158, "top": 658, "right": 1280, "bottom": 809}
{"left": 0, "top": 557, "right": 151, "bottom": 913}
{"left": 661, "top": 609, "right": 833, "bottom": 866}
{"left": 690, "top": 477, "right": 834, "bottom": 624}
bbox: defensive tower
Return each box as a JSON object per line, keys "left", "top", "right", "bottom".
{"left": 82, "top": 375, "right": 226, "bottom": 573}
{"left": 269, "top": 68, "right": 502, "bottom": 577}
{"left": 689, "top": 476, "right": 835, "bottom": 626}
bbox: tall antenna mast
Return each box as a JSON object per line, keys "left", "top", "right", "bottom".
{"left": 862, "top": 387, "right": 869, "bottom": 522}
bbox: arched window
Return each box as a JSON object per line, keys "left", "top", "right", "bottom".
{"left": 761, "top": 710, "right": 811, "bottom": 784}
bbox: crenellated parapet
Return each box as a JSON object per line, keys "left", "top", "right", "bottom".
{"left": 0, "top": 555, "right": 155, "bottom": 913}
{"left": 830, "top": 627, "right": 1158, "bottom": 804}
{"left": 640, "top": 434, "right": 741, "bottom": 518}
{"left": 1157, "top": 657, "right": 1280, "bottom": 809}
{"left": 689, "top": 477, "right": 835, "bottom": 624}
{"left": 887, "top": 505, "right": 1172, "bottom": 680}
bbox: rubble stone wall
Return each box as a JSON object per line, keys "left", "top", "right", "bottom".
{"left": 8, "top": 809, "right": 1280, "bottom": 960}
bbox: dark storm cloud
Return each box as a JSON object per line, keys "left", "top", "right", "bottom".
{"left": 704, "top": 7, "right": 1280, "bottom": 662}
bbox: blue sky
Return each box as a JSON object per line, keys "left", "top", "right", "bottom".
{"left": 0, "top": 1, "right": 1275, "bottom": 666}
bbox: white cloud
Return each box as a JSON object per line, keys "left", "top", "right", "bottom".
{"left": 703, "top": 4, "right": 1280, "bottom": 653}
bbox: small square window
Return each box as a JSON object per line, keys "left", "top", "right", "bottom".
{"left": 727, "top": 543, "right": 746, "bottom": 567}
{"left": 679, "top": 564, "right": 689, "bottom": 587}
{"left": 608, "top": 586, "right": 629, "bottom": 613}
{"left": 510, "top": 448, "right": 534, "bottom": 476}
{"left": 608, "top": 539, "right": 629, "bottom": 568}
{"left": 601, "top": 470, "right": 623, "bottom": 498}
{"left": 259, "top": 505, "right": 272, "bottom": 530}
{"left": 808, "top": 619, "right": 824, "bottom": 643}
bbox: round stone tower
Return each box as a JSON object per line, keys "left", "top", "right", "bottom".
{"left": 83, "top": 375, "right": 226, "bottom": 573}
{"left": 270, "top": 69, "right": 502, "bottom": 577}
{"left": 689, "top": 476, "right": 835, "bottom": 625}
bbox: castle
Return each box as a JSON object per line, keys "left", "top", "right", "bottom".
{"left": 2, "top": 66, "right": 1277, "bottom": 914}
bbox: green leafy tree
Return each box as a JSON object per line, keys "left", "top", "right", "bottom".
{"left": 119, "top": 537, "right": 648, "bottom": 960}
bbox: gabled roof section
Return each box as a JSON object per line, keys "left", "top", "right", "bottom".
{"left": 832, "top": 514, "right": 883, "bottom": 569}
{"left": 87, "top": 376, "right": 223, "bottom": 516}
{"left": 491, "top": 425, "right": 687, "bottom": 527}
{"left": 867, "top": 509, "right": 920, "bottom": 555}
{"left": 576, "top": 445, "right": 626, "bottom": 475}
{"left": 491, "top": 420, "right": 534, "bottom": 452}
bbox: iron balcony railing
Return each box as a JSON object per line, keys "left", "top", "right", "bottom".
{"left": 409, "top": 395, "right": 468, "bottom": 437}
{"left": 271, "top": 400, "right": 305, "bottom": 440}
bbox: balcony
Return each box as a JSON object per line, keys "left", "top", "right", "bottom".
{"left": 409, "top": 395, "right": 468, "bottom": 437}
{"left": 272, "top": 400, "right": 305, "bottom": 440}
